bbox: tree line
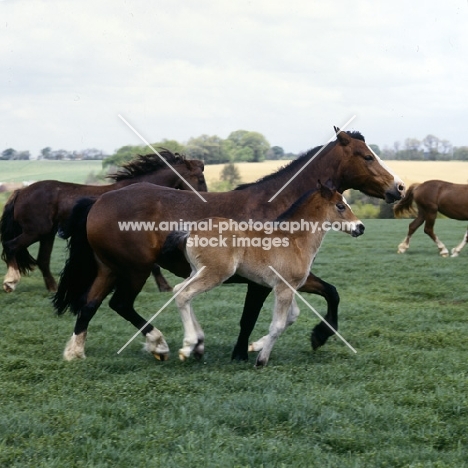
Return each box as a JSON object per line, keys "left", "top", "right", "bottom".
{"left": 379, "top": 134, "right": 468, "bottom": 160}
{"left": 2, "top": 131, "right": 468, "bottom": 163}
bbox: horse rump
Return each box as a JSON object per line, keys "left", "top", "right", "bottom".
{"left": 53, "top": 198, "right": 98, "bottom": 315}
{"left": 0, "top": 189, "right": 37, "bottom": 274}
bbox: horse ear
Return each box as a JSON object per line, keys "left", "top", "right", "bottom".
{"left": 318, "top": 179, "right": 333, "bottom": 200}
{"left": 335, "top": 128, "right": 351, "bottom": 146}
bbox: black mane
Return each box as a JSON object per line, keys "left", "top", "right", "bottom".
{"left": 108, "top": 149, "right": 188, "bottom": 181}
{"left": 234, "top": 131, "right": 365, "bottom": 191}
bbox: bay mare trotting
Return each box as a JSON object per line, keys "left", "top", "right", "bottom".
{"left": 395, "top": 180, "right": 468, "bottom": 257}
{"left": 53, "top": 129, "right": 405, "bottom": 363}
{"left": 166, "top": 182, "right": 365, "bottom": 367}
{"left": 0, "top": 150, "right": 207, "bottom": 294}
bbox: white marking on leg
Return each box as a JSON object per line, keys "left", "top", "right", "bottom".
{"left": 435, "top": 237, "right": 449, "bottom": 257}
{"left": 175, "top": 288, "right": 200, "bottom": 361}
{"left": 144, "top": 328, "right": 169, "bottom": 359}
{"left": 397, "top": 236, "right": 410, "bottom": 254}
{"left": 63, "top": 332, "right": 87, "bottom": 361}
{"left": 249, "top": 299, "right": 300, "bottom": 352}
{"left": 3, "top": 264, "right": 21, "bottom": 292}
{"left": 451, "top": 230, "right": 468, "bottom": 257}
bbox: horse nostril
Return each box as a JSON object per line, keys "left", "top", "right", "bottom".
{"left": 398, "top": 184, "right": 405, "bottom": 192}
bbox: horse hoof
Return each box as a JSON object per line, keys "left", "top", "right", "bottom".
{"left": 440, "top": 253, "right": 449, "bottom": 258}
{"left": 178, "top": 350, "right": 187, "bottom": 362}
{"left": 3, "top": 282, "right": 14, "bottom": 293}
{"left": 451, "top": 249, "right": 459, "bottom": 258}
{"left": 153, "top": 352, "right": 169, "bottom": 361}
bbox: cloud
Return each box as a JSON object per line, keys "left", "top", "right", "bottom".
{"left": 1, "top": 0, "right": 468, "bottom": 157}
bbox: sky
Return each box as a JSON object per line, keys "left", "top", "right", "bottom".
{"left": 1, "top": 0, "right": 468, "bottom": 158}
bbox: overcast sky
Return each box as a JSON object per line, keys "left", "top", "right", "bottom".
{"left": 2, "top": 0, "right": 468, "bottom": 158}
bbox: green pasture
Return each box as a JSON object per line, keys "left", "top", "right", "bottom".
{"left": 1, "top": 219, "right": 468, "bottom": 467}
{"left": 0, "top": 160, "right": 103, "bottom": 184}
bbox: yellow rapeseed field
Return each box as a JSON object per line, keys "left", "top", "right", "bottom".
{"left": 204, "top": 160, "right": 468, "bottom": 188}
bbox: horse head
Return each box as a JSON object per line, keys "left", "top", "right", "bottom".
{"left": 333, "top": 127, "right": 405, "bottom": 203}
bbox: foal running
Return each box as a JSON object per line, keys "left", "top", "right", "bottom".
{"left": 168, "top": 183, "right": 365, "bottom": 367}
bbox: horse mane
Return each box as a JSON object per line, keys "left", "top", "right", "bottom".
{"left": 107, "top": 149, "right": 188, "bottom": 181}
{"left": 275, "top": 189, "right": 317, "bottom": 221}
{"left": 234, "top": 131, "right": 365, "bottom": 191}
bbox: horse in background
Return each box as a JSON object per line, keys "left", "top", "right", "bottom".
{"left": 0, "top": 151, "right": 207, "bottom": 293}
{"left": 53, "top": 129, "right": 405, "bottom": 362}
{"left": 394, "top": 180, "right": 468, "bottom": 257}
{"left": 168, "top": 183, "right": 364, "bottom": 366}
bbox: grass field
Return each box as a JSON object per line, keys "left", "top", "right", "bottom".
{"left": 1, "top": 219, "right": 468, "bottom": 467}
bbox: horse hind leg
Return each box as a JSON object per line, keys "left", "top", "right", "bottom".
{"left": 64, "top": 266, "right": 115, "bottom": 361}
{"left": 151, "top": 264, "right": 172, "bottom": 292}
{"left": 451, "top": 228, "right": 468, "bottom": 257}
{"left": 255, "top": 286, "right": 295, "bottom": 367}
{"left": 36, "top": 233, "right": 58, "bottom": 292}
{"left": 423, "top": 217, "right": 449, "bottom": 257}
{"left": 249, "top": 298, "right": 300, "bottom": 352}
{"left": 397, "top": 214, "right": 424, "bottom": 254}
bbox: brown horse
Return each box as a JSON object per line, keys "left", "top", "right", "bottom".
{"left": 0, "top": 151, "right": 207, "bottom": 293}
{"left": 169, "top": 183, "right": 364, "bottom": 366}
{"left": 394, "top": 180, "right": 468, "bottom": 257}
{"left": 53, "top": 129, "right": 405, "bottom": 362}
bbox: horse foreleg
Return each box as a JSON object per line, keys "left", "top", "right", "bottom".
{"left": 249, "top": 298, "right": 300, "bottom": 352}
{"left": 3, "top": 259, "right": 21, "bottom": 293}
{"left": 36, "top": 233, "right": 57, "bottom": 292}
{"left": 255, "top": 286, "right": 294, "bottom": 367}
{"left": 295, "top": 273, "right": 340, "bottom": 351}
{"left": 231, "top": 282, "right": 272, "bottom": 361}
{"left": 397, "top": 214, "right": 424, "bottom": 253}
{"left": 451, "top": 229, "right": 468, "bottom": 257}
{"left": 151, "top": 264, "right": 173, "bottom": 292}
{"left": 424, "top": 217, "right": 449, "bottom": 256}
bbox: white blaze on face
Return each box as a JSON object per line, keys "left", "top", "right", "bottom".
{"left": 366, "top": 143, "right": 405, "bottom": 190}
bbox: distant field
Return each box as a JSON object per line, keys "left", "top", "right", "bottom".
{"left": 1, "top": 159, "right": 467, "bottom": 189}
{"left": 0, "top": 160, "right": 103, "bottom": 184}
{"left": 205, "top": 160, "right": 468, "bottom": 187}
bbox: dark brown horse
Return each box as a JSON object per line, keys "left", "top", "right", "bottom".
{"left": 54, "top": 129, "right": 405, "bottom": 362}
{"left": 0, "top": 151, "right": 207, "bottom": 293}
{"left": 395, "top": 180, "right": 468, "bottom": 257}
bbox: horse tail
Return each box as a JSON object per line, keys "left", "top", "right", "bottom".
{"left": 53, "top": 198, "right": 97, "bottom": 315}
{"left": 393, "top": 183, "right": 419, "bottom": 218}
{"left": 160, "top": 230, "right": 190, "bottom": 262}
{"left": 0, "top": 189, "right": 37, "bottom": 273}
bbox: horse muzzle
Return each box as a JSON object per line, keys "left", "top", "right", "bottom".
{"left": 385, "top": 181, "right": 406, "bottom": 203}
{"left": 351, "top": 223, "right": 365, "bottom": 237}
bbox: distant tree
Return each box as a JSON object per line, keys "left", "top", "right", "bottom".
{"left": 39, "top": 147, "right": 52, "bottom": 160}
{"left": 186, "top": 135, "right": 228, "bottom": 164}
{"left": 15, "top": 151, "right": 30, "bottom": 160}
{"left": 220, "top": 162, "right": 242, "bottom": 187}
{"left": 368, "top": 144, "right": 381, "bottom": 156}
{"left": 266, "top": 146, "right": 285, "bottom": 160}
{"left": 1, "top": 148, "right": 17, "bottom": 160}
{"left": 453, "top": 146, "right": 468, "bottom": 161}
{"left": 225, "top": 130, "right": 270, "bottom": 162}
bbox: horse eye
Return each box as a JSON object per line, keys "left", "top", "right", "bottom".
{"left": 364, "top": 155, "right": 373, "bottom": 161}
{"left": 336, "top": 203, "right": 346, "bottom": 211}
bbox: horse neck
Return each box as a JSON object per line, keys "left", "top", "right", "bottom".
{"left": 242, "top": 144, "right": 345, "bottom": 211}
